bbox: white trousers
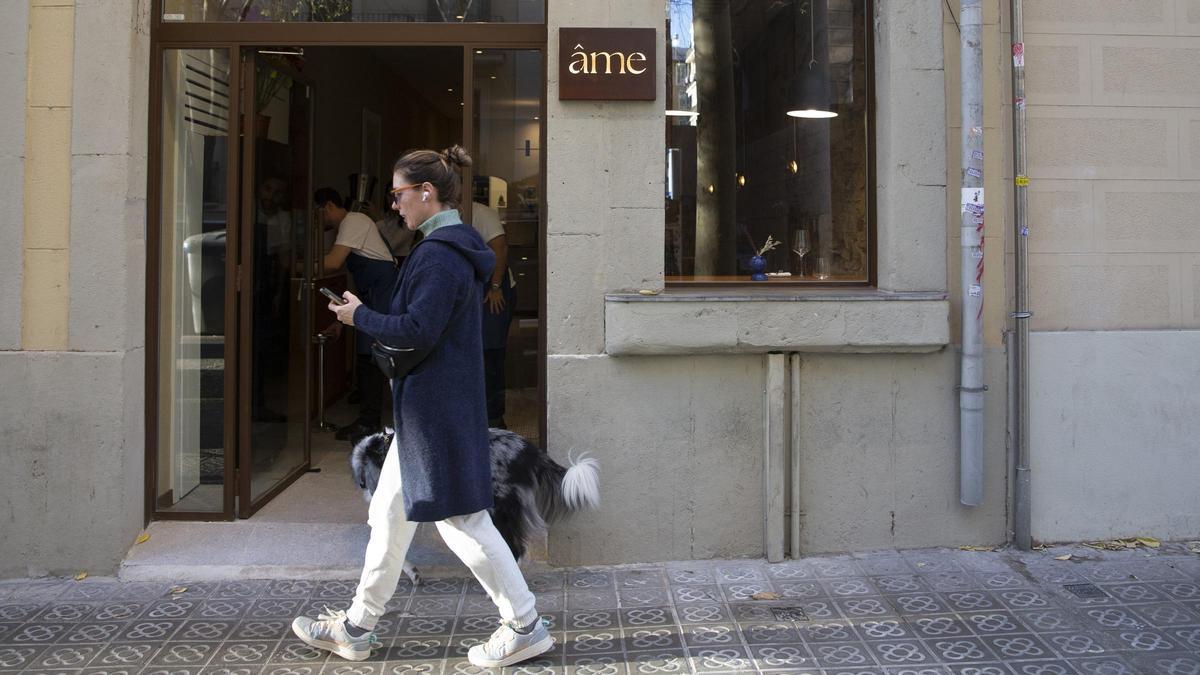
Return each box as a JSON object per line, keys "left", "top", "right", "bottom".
{"left": 347, "top": 436, "right": 538, "bottom": 630}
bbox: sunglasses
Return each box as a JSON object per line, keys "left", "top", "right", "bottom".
{"left": 389, "top": 183, "right": 424, "bottom": 204}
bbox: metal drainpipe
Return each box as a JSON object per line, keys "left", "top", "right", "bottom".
{"left": 1009, "top": 0, "right": 1033, "bottom": 550}
{"left": 959, "top": 0, "right": 986, "bottom": 507}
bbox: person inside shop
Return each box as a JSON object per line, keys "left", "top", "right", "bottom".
{"left": 470, "top": 201, "right": 516, "bottom": 429}
{"left": 291, "top": 146, "right": 553, "bottom": 669}
{"left": 314, "top": 187, "right": 399, "bottom": 441}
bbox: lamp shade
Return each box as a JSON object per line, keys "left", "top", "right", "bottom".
{"left": 787, "top": 65, "right": 837, "bottom": 118}
{"left": 787, "top": 0, "right": 837, "bottom": 119}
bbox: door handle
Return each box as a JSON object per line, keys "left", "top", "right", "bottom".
{"left": 292, "top": 278, "right": 309, "bottom": 302}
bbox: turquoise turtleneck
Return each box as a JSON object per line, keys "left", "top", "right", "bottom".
{"left": 417, "top": 208, "right": 460, "bottom": 238}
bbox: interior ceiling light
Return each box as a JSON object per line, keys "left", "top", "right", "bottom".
{"left": 787, "top": 109, "right": 837, "bottom": 118}
{"left": 788, "top": 160, "right": 799, "bottom": 174}
{"left": 786, "top": 0, "right": 837, "bottom": 119}
{"left": 666, "top": 110, "right": 699, "bottom": 117}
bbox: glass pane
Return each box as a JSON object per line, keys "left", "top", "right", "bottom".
{"left": 248, "top": 56, "right": 312, "bottom": 503}
{"left": 471, "top": 49, "right": 541, "bottom": 443}
{"left": 157, "top": 48, "right": 232, "bottom": 512}
{"left": 665, "top": 0, "right": 870, "bottom": 283}
{"left": 162, "top": 0, "right": 544, "bottom": 23}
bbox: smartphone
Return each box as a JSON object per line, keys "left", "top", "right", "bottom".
{"left": 320, "top": 287, "right": 347, "bottom": 305}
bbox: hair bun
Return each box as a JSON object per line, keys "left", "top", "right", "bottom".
{"left": 441, "top": 145, "right": 473, "bottom": 168}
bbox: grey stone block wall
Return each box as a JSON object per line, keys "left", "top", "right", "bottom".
{"left": 0, "top": 1, "right": 27, "bottom": 350}
{"left": 543, "top": 0, "right": 1005, "bottom": 566}
{"left": 0, "top": 351, "right": 145, "bottom": 577}
{"left": 0, "top": 0, "right": 149, "bottom": 578}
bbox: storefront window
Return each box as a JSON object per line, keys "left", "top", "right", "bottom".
{"left": 161, "top": 0, "right": 544, "bottom": 23}
{"left": 665, "top": 0, "right": 871, "bottom": 283}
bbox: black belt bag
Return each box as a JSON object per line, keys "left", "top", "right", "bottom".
{"left": 371, "top": 340, "right": 431, "bottom": 380}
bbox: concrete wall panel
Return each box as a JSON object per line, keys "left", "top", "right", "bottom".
{"left": 0, "top": 0, "right": 25, "bottom": 348}
{"left": 876, "top": 1, "right": 947, "bottom": 294}
{"left": 1027, "top": 107, "right": 1178, "bottom": 180}
{"left": 1023, "top": 0, "right": 1175, "bottom": 36}
{"left": 548, "top": 207, "right": 662, "bottom": 355}
{"left": 0, "top": 352, "right": 143, "bottom": 577}
{"left": 796, "top": 349, "right": 1008, "bottom": 553}
{"left": 1177, "top": 0, "right": 1200, "bottom": 36}
{"left": 605, "top": 298, "right": 950, "bottom": 355}
{"left": 70, "top": 154, "right": 133, "bottom": 350}
{"left": 1095, "top": 181, "right": 1200, "bottom": 252}
{"left": 1023, "top": 35, "right": 1092, "bottom": 106}
{"left": 1031, "top": 330, "right": 1200, "bottom": 542}
{"left": 1026, "top": 180, "right": 1096, "bottom": 254}
{"left": 545, "top": 354, "right": 764, "bottom": 565}
{"left": 72, "top": 0, "right": 136, "bottom": 156}
{"left": 1029, "top": 253, "right": 1179, "bottom": 330}
{"left": 1095, "top": 36, "right": 1200, "bottom": 107}
{"left": 1187, "top": 254, "right": 1200, "bottom": 325}
{"left": 1181, "top": 113, "right": 1200, "bottom": 178}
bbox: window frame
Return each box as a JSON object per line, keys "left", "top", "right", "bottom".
{"left": 663, "top": 0, "right": 876, "bottom": 289}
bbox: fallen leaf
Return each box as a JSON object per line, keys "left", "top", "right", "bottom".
{"left": 1187, "top": 543, "right": 1200, "bottom": 555}
{"left": 960, "top": 546, "right": 994, "bottom": 552}
{"left": 1135, "top": 537, "right": 1161, "bottom": 549}
{"left": 1082, "top": 542, "right": 1106, "bottom": 550}
{"left": 1053, "top": 554, "right": 1072, "bottom": 561}
{"left": 637, "top": 289, "right": 659, "bottom": 296}
{"left": 168, "top": 586, "right": 187, "bottom": 595}
{"left": 135, "top": 533, "right": 151, "bottom": 545}
{"left": 751, "top": 592, "right": 781, "bottom": 601}
{"left": 74, "top": 571, "right": 88, "bottom": 581}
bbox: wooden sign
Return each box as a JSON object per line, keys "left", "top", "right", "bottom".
{"left": 559, "top": 27, "right": 656, "bottom": 101}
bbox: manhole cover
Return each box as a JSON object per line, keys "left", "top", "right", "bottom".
{"left": 771, "top": 606, "right": 809, "bottom": 621}
{"left": 1063, "top": 583, "right": 1108, "bottom": 599}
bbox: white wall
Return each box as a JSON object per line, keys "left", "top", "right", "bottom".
{"left": 1031, "top": 330, "right": 1200, "bottom": 542}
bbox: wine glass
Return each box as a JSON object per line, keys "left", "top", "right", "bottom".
{"left": 791, "top": 230, "right": 811, "bottom": 276}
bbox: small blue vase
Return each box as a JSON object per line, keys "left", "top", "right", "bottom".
{"left": 749, "top": 255, "right": 767, "bottom": 281}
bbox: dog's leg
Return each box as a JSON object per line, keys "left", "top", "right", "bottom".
{"left": 401, "top": 560, "right": 422, "bottom": 587}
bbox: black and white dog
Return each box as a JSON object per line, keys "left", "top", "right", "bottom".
{"left": 350, "top": 428, "right": 600, "bottom": 584}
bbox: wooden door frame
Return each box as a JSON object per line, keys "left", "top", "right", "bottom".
{"left": 146, "top": 4, "right": 549, "bottom": 523}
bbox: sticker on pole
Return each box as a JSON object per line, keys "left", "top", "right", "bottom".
{"left": 1013, "top": 43, "right": 1025, "bottom": 67}
{"left": 969, "top": 284, "right": 983, "bottom": 297}
{"left": 962, "top": 188, "right": 985, "bottom": 214}
{"left": 1015, "top": 175, "right": 1030, "bottom": 187}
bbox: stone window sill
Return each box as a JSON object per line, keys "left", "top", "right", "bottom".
{"left": 604, "top": 289, "right": 950, "bottom": 355}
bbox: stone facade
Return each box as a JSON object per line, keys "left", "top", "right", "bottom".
{"left": 1018, "top": 0, "right": 1200, "bottom": 540}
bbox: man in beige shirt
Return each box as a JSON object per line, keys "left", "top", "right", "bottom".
{"left": 315, "top": 187, "right": 399, "bottom": 441}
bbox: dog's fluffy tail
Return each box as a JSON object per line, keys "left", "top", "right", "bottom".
{"left": 534, "top": 451, "right": 600, "bottom": 523}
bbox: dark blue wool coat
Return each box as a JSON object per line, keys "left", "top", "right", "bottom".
{"left": 353, "top": 223, "right": 496, "bottom": 522}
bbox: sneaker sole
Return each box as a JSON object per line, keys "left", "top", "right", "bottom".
{"left": 468, "top": 635, "right": 556, "bottom": 668}
{"left": 290, "top": 619, "right": 371, "bottom": 662}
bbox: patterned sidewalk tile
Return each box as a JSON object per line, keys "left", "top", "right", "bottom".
{"left": 0, "top": 546, "right": 1197, "bottom": 674}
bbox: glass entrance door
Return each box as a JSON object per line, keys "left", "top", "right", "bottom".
{"left": 237, "top": 51, "right": 314, "bottom": 515}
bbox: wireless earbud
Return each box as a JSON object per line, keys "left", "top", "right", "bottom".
{"left": 422, "top": 192, "right": 429, "bottom": 202}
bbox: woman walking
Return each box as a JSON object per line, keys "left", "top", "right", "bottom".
{"left": 291, "top": 146, "right": 553, "bottom": 668}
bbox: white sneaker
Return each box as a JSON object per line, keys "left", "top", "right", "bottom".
{"left": 467, "top": 618, "right": 555, "bottom": 668}
{"left": 291, "top": 607, "right": 381, "bottom": 661}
